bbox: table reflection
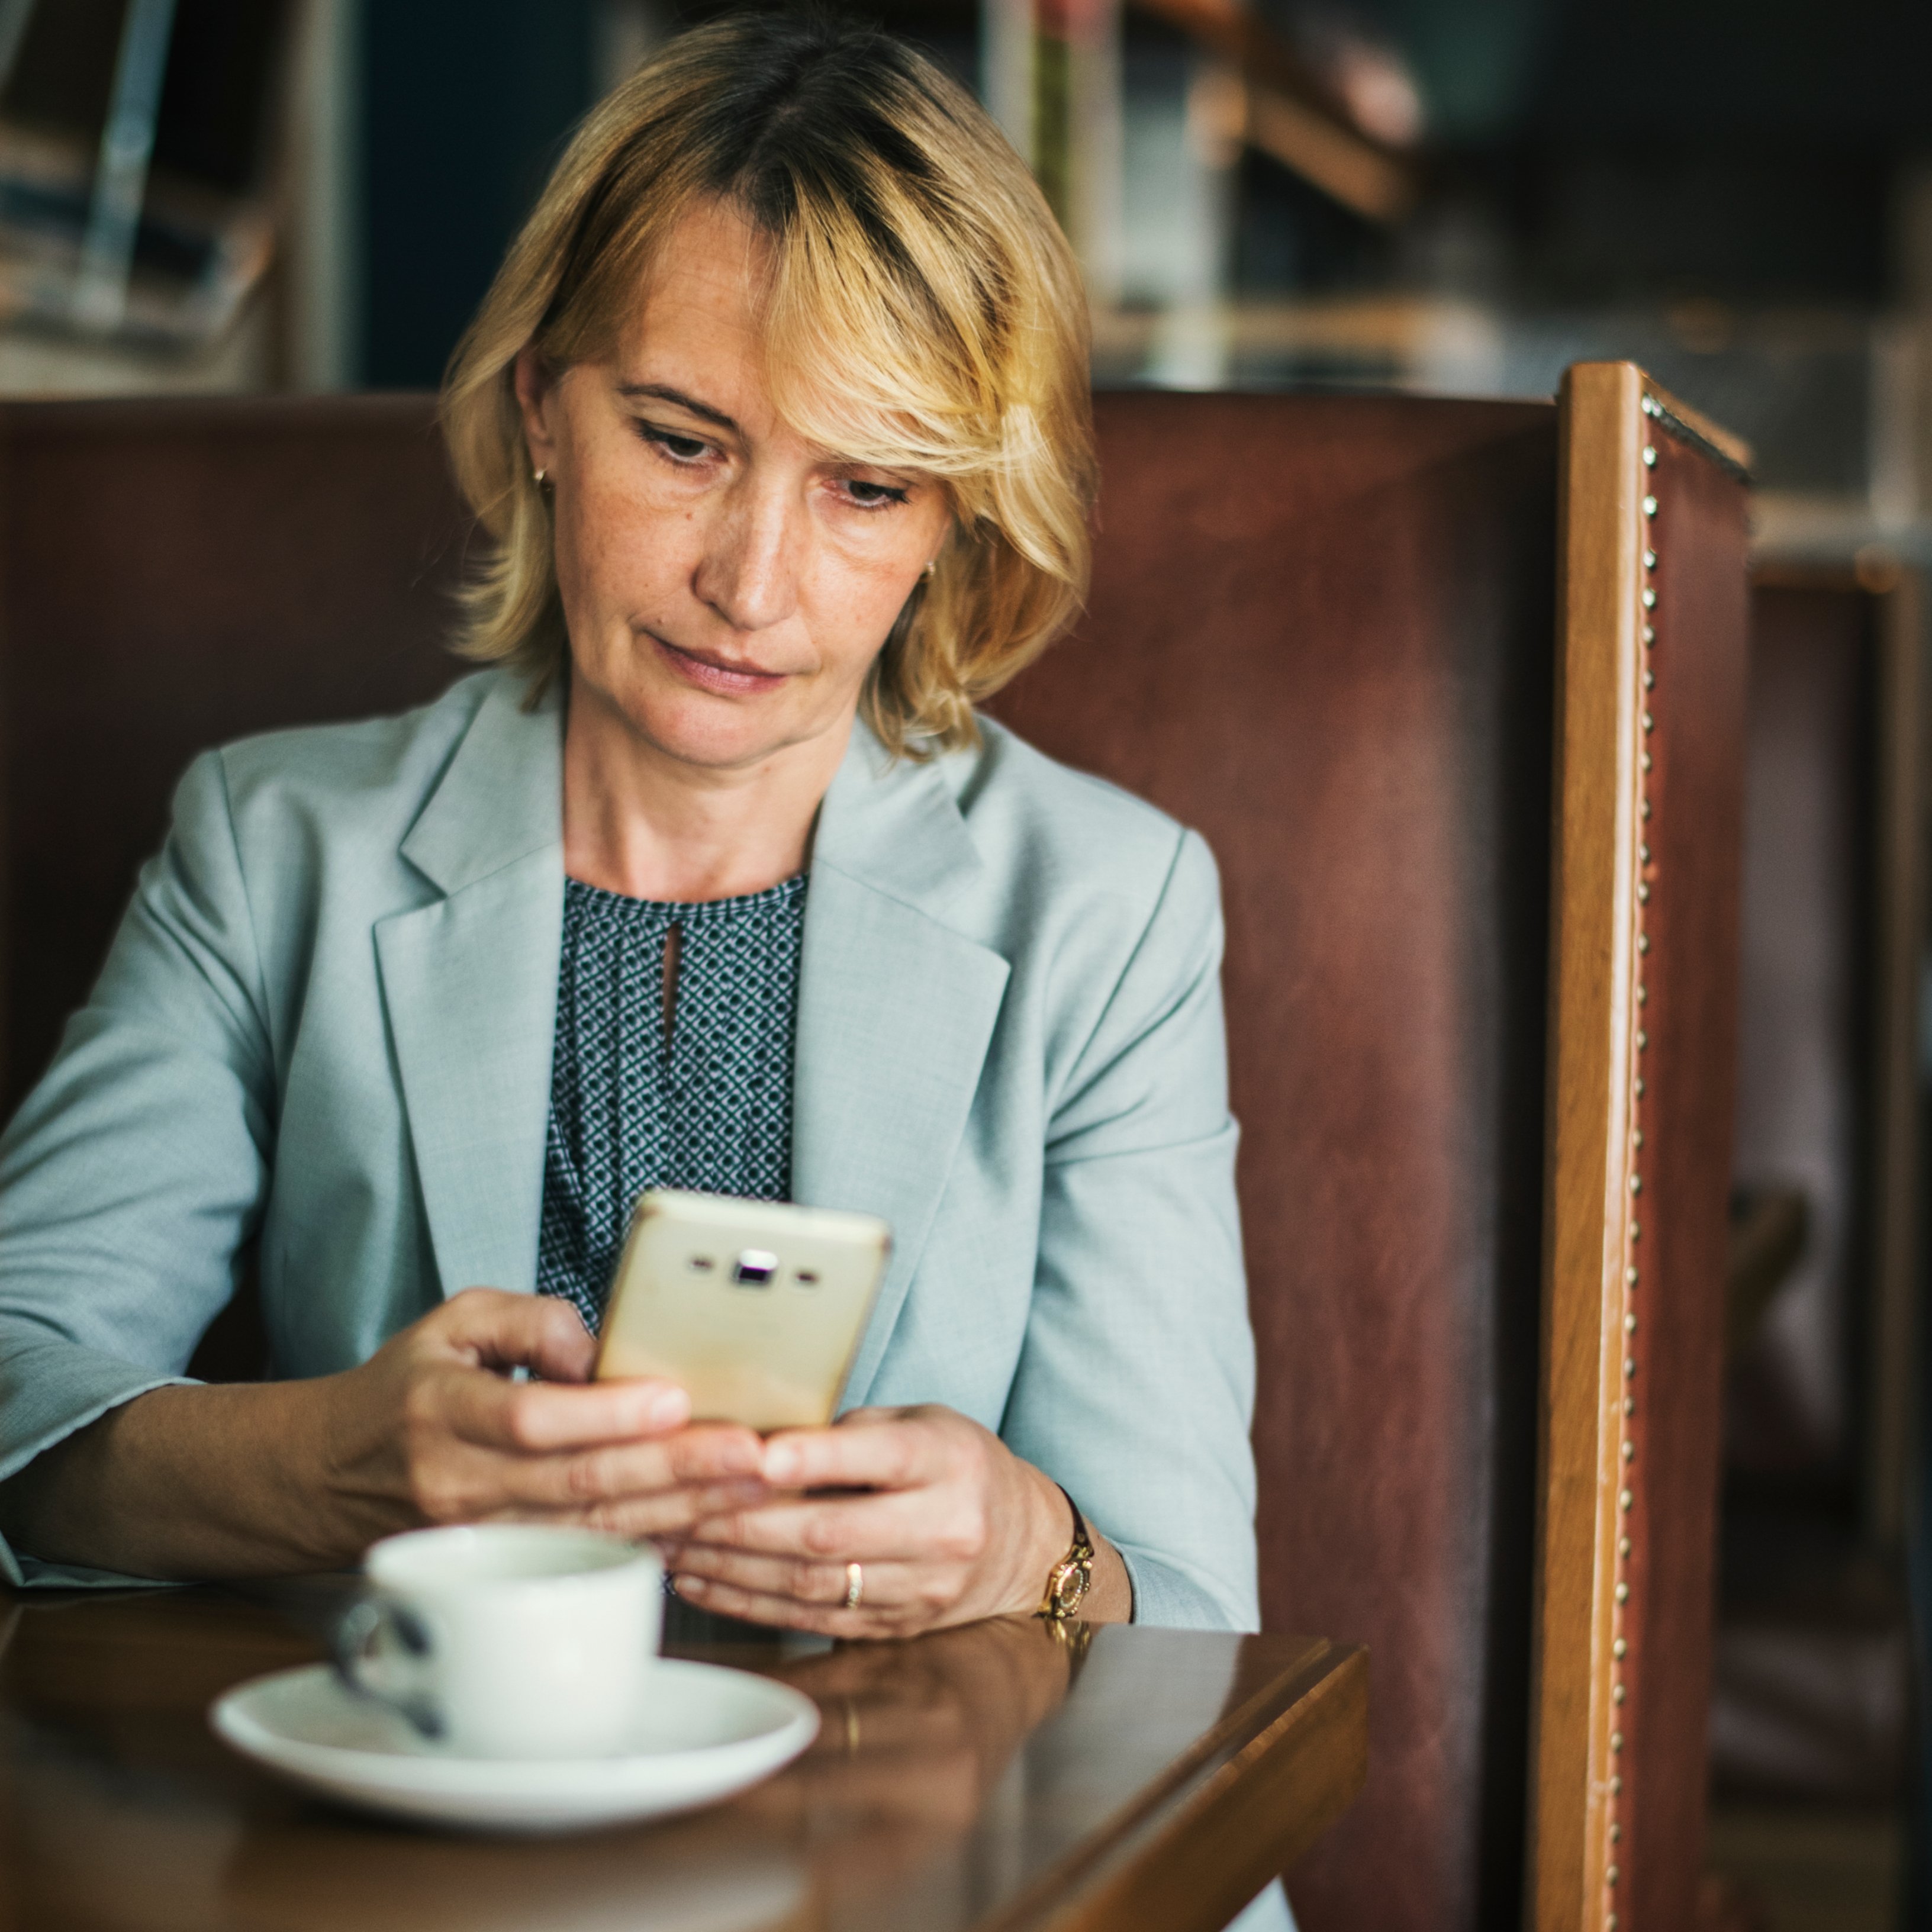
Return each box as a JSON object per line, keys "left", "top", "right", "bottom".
{"left": 0, "top": 1589, "right": 1080, "bottom": 1932}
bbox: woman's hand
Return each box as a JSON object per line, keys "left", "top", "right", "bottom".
{"left": 314, "top": 1287, "right": 771, "bottom": 1553}
{"left": 659, "top": 1404, "right": 1130, "bottom": 1637}
{"left": 0, "top": 1287, "right": 769, "bottom": 1579}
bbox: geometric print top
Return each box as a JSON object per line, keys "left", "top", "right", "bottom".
{"left": 534, "top": 872, "right": 807, "bottom": 1333}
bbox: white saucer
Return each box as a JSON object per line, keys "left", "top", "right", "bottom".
{"left": 211, "top": 1657, "right": 819, "bottom": 1833}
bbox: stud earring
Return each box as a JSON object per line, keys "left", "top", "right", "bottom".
{"left": 533, "top": 467, "right": 548, "bottom": 487}
{"left": 921, "top": 559, "right": 936, "bottom": 579}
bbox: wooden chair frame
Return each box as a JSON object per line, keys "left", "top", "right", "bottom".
{"left": 1532, "top": 364, "right": 1752, "bottom": 1932}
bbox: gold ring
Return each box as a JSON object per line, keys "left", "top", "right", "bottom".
{"left": 844, "top": 1561, "right": 864, "bottom": 1610}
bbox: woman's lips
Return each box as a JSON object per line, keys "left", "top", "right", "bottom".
{"left": 650, "top": 632, "right": 788, "bottom": 696}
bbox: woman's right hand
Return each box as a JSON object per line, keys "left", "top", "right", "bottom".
{"left": 313, "top": 1287, "right": 770, "bottom": 1554}
{"left": 0, "top": 1287, "right": 768, "bottom": 1580}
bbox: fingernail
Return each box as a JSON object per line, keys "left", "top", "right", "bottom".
{"left": 675, "top": 1574, "right": 705, "bottom": 1598}
{"left": 764, "top": 1442, "right": 800, "bottom": 1483}
{"left": 645, "top": 1386, "right": 690, "bottom": 1428}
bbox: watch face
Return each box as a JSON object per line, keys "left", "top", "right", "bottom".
{"left": 1049, "top": 1561, "right": 1087, "bottom": 1614}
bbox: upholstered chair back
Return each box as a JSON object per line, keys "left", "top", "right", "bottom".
{"left": 0, "top": 379, "right": 1750, "bottom": 1932}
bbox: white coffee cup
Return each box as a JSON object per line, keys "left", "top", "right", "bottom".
{"left": 334, "top": 1524, "right": 664, "bottom": 1760}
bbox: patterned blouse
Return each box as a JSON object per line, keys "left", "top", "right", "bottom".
{"left": 534, "top": 872, "right": 808, "bottom": 1331}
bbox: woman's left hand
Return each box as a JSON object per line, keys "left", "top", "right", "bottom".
{"left": 660, "top": 1405, "right": 1118, "bottom": 1637}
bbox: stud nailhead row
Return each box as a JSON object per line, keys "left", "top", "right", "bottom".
{"left": 1605, "top": 397, "right": 1664, "bottom": 1924}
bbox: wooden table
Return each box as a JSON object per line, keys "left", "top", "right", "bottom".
{"left": 0, "top": 1583, "right": 1365, "bottom": 1932}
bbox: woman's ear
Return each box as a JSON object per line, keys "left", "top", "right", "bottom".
{"left": 513, "top": 347, "right": 559, "bottom": 478}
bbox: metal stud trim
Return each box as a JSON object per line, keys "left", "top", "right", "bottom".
{"left": 1603, "top": 395, "right": 1666, "bottom": 1927}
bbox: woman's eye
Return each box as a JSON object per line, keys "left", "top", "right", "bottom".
{"left": 839, "top": 478, "right": 910, "bottom": 510}
{"left": 639, "top": 422, "right": 713, "bottom": 465}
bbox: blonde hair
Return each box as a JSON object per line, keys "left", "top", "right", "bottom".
{"left": 440, "top": 12, "right": 1095, "bottom": 756}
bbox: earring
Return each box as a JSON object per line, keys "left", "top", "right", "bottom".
{"left": 921, "top": 560, "right": 936, "bottom": 579}
{"left": 533, "top": 466, "right": 548, "bottom": 487}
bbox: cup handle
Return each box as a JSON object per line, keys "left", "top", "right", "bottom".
{"left": 331, "top": 1596, "right": 445, "bottom": 1741}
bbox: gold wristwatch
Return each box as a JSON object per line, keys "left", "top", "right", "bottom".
{"left": 1036, "top": 1485, "right": 1095, "bottom": 1621}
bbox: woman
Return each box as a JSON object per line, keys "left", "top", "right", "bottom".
{"left": 0, "top": 14, "right": 1255, "bottom": 1641}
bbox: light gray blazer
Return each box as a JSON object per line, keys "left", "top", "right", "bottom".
{"left": 0, "top": 669, "right": 1258, "bottom": 1622}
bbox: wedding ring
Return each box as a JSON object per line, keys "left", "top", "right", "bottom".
{"left": 844, "top": 1561, "right": 864, "bottom": 1610}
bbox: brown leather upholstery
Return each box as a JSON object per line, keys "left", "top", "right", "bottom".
{"left": 1711, "top": 577, "right": 1916, "bottom": 1811}
{"left": 995, "top": 391, "right": 1562, "bottom": 1931}
{"left": 1728, "top": 582, "right": 1876, "bottom": 1482}
{"left": 0, "top": 394, "right": 464, "bottom": 1115}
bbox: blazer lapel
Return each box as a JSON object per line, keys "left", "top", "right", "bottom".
{"left": 373, "top": 690, "right": 1009, "bottom": 1352}
{"left": 375, "top": 676, "right": 564, "bottom": 1299}
{"left": 794, "top": 728, "right": 1010, "bottom": 1405}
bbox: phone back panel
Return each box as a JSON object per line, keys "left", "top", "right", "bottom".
{"left": 594, "top": 1190, "right": 892, "bottom": 1430}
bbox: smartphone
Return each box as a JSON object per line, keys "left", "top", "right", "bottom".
{"left": 594, "top": 1189, "right": 893, "bottom": 1431}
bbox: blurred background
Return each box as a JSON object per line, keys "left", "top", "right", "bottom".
{"left": 1, "top": 3, "right": 1927, "bottom": 1928}
{"left": 15, "top": 0, "right": 1932, "bottom": 568}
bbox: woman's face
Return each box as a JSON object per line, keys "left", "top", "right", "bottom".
{"left": 516, "top": 200, "right": 952, "bottom": 774}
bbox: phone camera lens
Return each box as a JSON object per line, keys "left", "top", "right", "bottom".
{"left": 733, "top": 1250, "right": 778, "bottom": 1287}
{"left": 795, "top": 1269, "right": 819, "bottom": 1286}
{"left": 687, "top": 1254, "right": 715, "bottom": 1273}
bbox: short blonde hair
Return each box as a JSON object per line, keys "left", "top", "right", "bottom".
{"left": 441, "top": 12, "right": 1095, "bottom": 756}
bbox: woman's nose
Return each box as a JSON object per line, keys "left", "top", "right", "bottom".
{"left": 692, "top": 485, "right": 805, "bottom": 634}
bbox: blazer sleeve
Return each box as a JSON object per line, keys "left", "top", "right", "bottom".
{"left": 0, "top": 749, "right": 275, "bottom": 1585}
{"left": 997, "top": 827, "right": 1258, "bottom": 1631}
